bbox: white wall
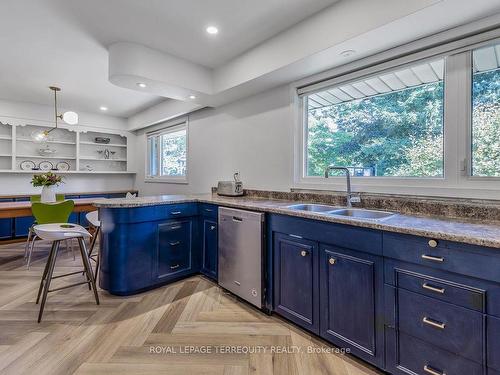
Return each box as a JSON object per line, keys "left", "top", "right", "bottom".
{"left": 134, "top": 85, "right": 293, "bottom": 195}
{"left": 0, "top": 99, "right": 136, "bottom": 195}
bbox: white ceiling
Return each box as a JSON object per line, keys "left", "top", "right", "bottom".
{"left": 0, "top": 0, "right": 338, "bottom": 118}
{"left": 1, "top": 0, "right": 500, "bottom": 122}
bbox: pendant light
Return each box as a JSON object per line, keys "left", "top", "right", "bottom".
{"left": 31, "top": 86, "right": 79, "bottom": 142}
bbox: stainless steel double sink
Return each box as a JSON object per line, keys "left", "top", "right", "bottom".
{"left": 286, "top": 203, "right": 396, "bottom": 220}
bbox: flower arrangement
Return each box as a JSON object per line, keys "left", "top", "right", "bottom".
{"left": 31, "top": 172, "right": 64, "bottom": 187}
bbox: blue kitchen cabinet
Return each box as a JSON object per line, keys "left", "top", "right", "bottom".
{"left": 99, "top": 203, "right": 199, "bottom": 295}
{"left": 14, "top": 197, "right": 34, "bottom": 238}
{"left": 320, "top": 245, "right": 384, "bottom": 367}
{"left": 156, "top": 219, "right": 195, "bottom": 281}
{"left": 201, "top": 217, "right": 218, "bottom": 280}
{"left": 273, "top": 232, "right": 319, "bottom": 334}
{"left": 0, "top": 198, "right": 13, "bottom": 239}
{"left": 199, "top": 203, "right": 218, "bottom": 280}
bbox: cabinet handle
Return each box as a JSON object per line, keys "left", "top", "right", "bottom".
{"left": 300, "top": 250, "right": 308, "bottom": 257}
{"left": 329, "top": 258, "right": 336, "bottom": 265}
{"left": 210, "top": 225, "right": 216, "bottom": 230}
{"left": 170, "top": 225, "right": 182, "bottom": 230}
{"left": 170, "top": 264, "right": 180, "bottom": 270}
{"left": 169, "top": 241, "right": 180, "bottom": 246}
{"left": 171, "top": 211, "right": 182, "bottom": 215}
{"left": 428, "top": 239, "right": 438, "bottom": 248}
{"left": 422, "top": 283, "right": 445, "bottom": 294}
{"left": 289, "top": 234, "right": 303, "bottom": 239}
{"left": 204, "top": 208, "right": 213, "bottom": 212}
{"left": 424, "top": 365, "right": 446, "bottom": 375}
{"left": 421, "top": 254, "right": 444, "bottom": 263}
{"left": 422, "top": 317, "right": 446, "bottom": 330}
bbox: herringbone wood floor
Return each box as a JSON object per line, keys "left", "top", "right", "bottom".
{"left": 0, "top": 240, "right": 383, "bottom": 375}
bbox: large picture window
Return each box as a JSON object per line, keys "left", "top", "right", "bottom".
{"left": 146, "top": 121, "right": 188, "bottom": 182}
{"left": 305, "top": 59, "right": 444, "bottom": 178}
{"left": 472, "top": 43, "right": 500, "bottom": 177}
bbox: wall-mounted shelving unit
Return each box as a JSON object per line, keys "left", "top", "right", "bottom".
{"left": 0, "top": 121, "right": 135, "bottom": 174}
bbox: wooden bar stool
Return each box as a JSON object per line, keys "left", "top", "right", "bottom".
{"left": 34, "top": 223, "right": 100, "bottom": 323}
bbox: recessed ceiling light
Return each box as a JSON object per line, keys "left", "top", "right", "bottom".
{"left": 136, "top": 82, "right": 147, "bottom": 88}
{"left": 99, "top": 106, "right": 108, "bottom": 111}
{"left": 189, "top": 95, "right": 196, "bottom": 99}
{"left": 206, "top": 26, "right": 218, "bottom": 35}
{"left": 340, "top": 50, "right": 356, "bottom": 58}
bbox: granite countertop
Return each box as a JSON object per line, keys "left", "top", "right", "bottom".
{"left": 92, "top": 194, "right": 500, "bottom": 249}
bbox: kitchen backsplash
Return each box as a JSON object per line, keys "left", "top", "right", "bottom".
{"left": 211, "top": 187, "right": 500, "bottom": 222}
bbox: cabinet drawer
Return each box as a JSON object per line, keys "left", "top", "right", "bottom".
{"left": 384, "top": 232, "right": 500, "bottom": 283}
{"left": 396, "top": 270, "right": 485, "bottom": 312}
{"left": 388, "top": 329, "right": 483, "bottom": 375}
{"left": 199, "top": 203, "right": 218, "bottom": 218}
{"left": 398, "top": 289, "right": 484, "bottom": 362}
{"left": 157, "top": 220, "right": 193, "bottom": 278}
{"left": 164, "top": 203, "right": 198, "bottom": 219}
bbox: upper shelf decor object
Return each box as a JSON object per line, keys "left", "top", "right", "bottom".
{"left": 31, "top": 86, "right": 79, "bottom": 143}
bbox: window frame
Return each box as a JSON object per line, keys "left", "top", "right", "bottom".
{"left": 292, "top": 31, "right": 500, "bottom": 199}
{"left": 145, "top": 119, "right": 189, "bottom": 184}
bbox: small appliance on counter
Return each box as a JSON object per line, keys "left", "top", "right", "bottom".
{"left": 217, "top": 172, "right": 244, "bottom": 196}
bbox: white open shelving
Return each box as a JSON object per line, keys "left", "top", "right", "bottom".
{"left": 0, "top": 121, "right": 135, "bottom": 174}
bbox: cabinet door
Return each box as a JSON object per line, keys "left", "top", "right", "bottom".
{"left": 156, "top": 220, "right": 193, "bottom": 281}
{"left": 320, "top": 245, "right": 384, "bottom": 367}
{"left": 201, "top": 217, "right": 217, "bottom": 280}
{"left": 273, "top": 232, "right": 319, "bottom": 334}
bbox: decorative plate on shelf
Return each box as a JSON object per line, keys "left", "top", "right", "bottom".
{"left": 38, "top": 161, "right": 53, "bottom": 171}
{"left": 56, "top": 161, "right": 70, "bottom": 171}
{"left": 20, "top": 160, "right": 36, "bottom": 170}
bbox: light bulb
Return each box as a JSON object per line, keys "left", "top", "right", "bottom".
{"left": 31, "top": 130, "right": 49, "bottom": 143}
{"left": 62, "top": 111, "right": 78, "bottom": 125}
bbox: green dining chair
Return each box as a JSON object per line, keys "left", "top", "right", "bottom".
{"left": 25, "top": 194, "right": 66, "bottom": 261}
{"left": 25, "top": 200, "right": 75, "bottom": 269}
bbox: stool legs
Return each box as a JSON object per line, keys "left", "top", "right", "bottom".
{"left": 78, "top": 237, "right": 100, "bottom": 306}
{"left": 36, "top": 237, "right": 99, "bottom": 323}
{"left": 37, "top": 241, "right": 60, "bottom": 323}
{"left": 36, "top": 241, "right": 56, "bottom": 304}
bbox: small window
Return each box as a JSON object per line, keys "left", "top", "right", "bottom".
{"left": 146, "top": 122, "right": 188, "bottom": 182}
{"left": 471, "top": 43, "right": 500, "bottom": 177}
{"left": 304, "top": 59, "right": 445, "bottom": 178}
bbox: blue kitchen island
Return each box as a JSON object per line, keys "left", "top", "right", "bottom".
{"left": 97, "top": 198, "right": 218, "bottom": 295}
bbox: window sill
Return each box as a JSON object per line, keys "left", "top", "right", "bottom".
{"left": 144, "top": 177, "right": 188, "bottom": 185}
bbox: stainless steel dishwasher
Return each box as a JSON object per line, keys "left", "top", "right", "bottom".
{"left": 218, "top": 207, "right": 265, "bottom": 309}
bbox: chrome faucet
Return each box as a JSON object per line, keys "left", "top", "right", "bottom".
{"left": 324, "top": 166, "right": 358, "bottom": 208}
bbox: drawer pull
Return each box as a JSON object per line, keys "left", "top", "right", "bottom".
{"left": 169, "top": 241, "right": 180, "bottom": 246}
{"left": 170, "top": 264, "right": 180, "bottom": 270}
{"left": 422, "top": 283, "right": 445, "bottom": 294}
{"left": 171, "top": 211, "right": 182, "bottom": 215}
{"left": 423, "top": 316, "right": 446, "bottom": 330}
{"left": 289, "top": 234, "right": 303, "bottom": 239}
{"left": 421, "top": 254, "right": 444, "bottom": 263}
{"left": 428, "top": 239, "right": 438, "bottom": 248}
{"left": 170, "top": 225, "right": 182, "bottom": 230}
{"left": 204, "top": 208, "right": 213, "bottom": 212}
{"left": 210, "top": 225, "right": 216, "bottom": 230}
{"left": 300, "top": 250, "right": 308, "bottom": 257}
{"left": 232, "top": 216, "right": 243, "bottom": 222}
{"left": 424, "top": 365, "right": 446, "bottom": 375}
